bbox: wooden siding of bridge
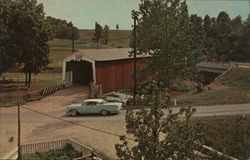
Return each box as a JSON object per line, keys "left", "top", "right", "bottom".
{"left": 96, "top": 59, "right": 145, "bottom": 93}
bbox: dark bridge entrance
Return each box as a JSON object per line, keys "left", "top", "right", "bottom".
{"left": 66, "top": 60, "right": 93, "bottom": 85}
{"left": 200, "top": 71, "right": 221, "bottom": 84}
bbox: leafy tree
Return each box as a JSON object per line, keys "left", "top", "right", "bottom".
{"left": 102, "top": 25, "right": 109, "bottom": 45}
{"left": 115, "top": 82, "right": 205, "bottom": 160}
{"left": 225, "top": 16, "right": 243, "bottom": 61}
{"left": 116, "top": 24, "right": 119, "bottom": 30}
{"left": 231, "top": 16, "right": 243, "bottom": 31}
{"left": 203, "top": 15, "right": 212, "bottom": 34}
{"left": 133, "top": 0, "right": 203, "bottom": 88}
{"left": 232, "top": 18, "right": 250, "bottom": 62}
{"left": 94, "top": 22, "right": 103, "bottom": 49}
{"left": 0, "top": 0, "right": 10, "bottom": 78}
{"left": 3, "top": 0, "right": 52, "bottom": 86}
{"left": 215, "top": 11, "right": 232, "bottom": 61}
{"left": 116, "top": 0, "right": 206, "bottom": 159}
{"left": 203, "top": 15, "right": 216, "bottom": 60}
{"left": 46, "top": 16, "right": 80, "bottom": 40}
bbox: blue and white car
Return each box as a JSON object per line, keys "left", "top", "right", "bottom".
{"left": 66, "top": 99, "right": 122, "bottom": 116}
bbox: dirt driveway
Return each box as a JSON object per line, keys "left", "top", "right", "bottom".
{"left": 2, "top": 85, "right": 250, "bottom": 159}
{"left": 0, "top": 85, "right": 126, "bottom": 159}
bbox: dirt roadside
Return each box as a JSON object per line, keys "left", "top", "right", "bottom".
{"left": 0, "top": 85, "right": 128, "bottom": 159}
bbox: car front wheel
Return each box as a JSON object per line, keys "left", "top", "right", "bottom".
{"left": 70, "top": 109, "right": 78, "bottom": 116}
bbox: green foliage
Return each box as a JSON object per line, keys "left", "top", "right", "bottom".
{"left": 132, "top": 0, "right": 204, "bottom": 88}
{"left": 232, "top": 17, "right": 250, "bottom": 62}
{"left": 46, "top": 16, "right": 80, "bottom": 40}
{"left": 22, "top": 143, "right": 82, "bottom": 160}
{"left": 94, "top": 22, "right": 103, "bottom": 40}
{"left": 177, "top": 68, "right": 250, "bottom": 106}
{"left": 201, "top": 116, "right": 250, "bottom": 160}
{"left": 102, "top": 25, "right": 109, "bottom": 45}
{"left": 216, "top": 68, "right": 250, "bottom": 88}
{"left": 115, "top": 82, "right": 205, "bottom": 160}
{"left": 1, "top": 0, "right": 53, "bottom": 78}
{"left": 0, "top": 0, "right": 11, "bottom": 77}
{"left": 202, "top": 12, "right": 250, "bottom": 62}
{"left": 94, "top": 22, "right": 103, "bottom": 48}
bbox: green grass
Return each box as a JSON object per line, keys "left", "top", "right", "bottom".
{"left": 2, "top": 73, "right": 62, "bottom": 90}
{"left": 192, "top": 115, "right": 250, "bottom": 160}
{"left": 175, "top": 68, "right": 250, "bottom": 106}
{"left": 0, "top": 73, "right": 62, "bottom": 107}
{"left": 215, "top": 67, "right": 250, "bottom": 88}
{"left": 177, "top": 88, "right": 250, "bottom": 106}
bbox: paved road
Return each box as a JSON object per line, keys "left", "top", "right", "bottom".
{"left": 1, "top": 86, "right": 250, "bottom": 159}
{"left": 2, "top": 103, "right": 250, "bottom": 124}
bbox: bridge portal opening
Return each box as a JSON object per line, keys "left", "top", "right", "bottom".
{"left": 66, "top": 60, "right": 93, "bottom": 85}
{"left": 200, "top": 71, "right": 221, "bottom": 85}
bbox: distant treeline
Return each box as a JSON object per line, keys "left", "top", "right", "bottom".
{"left": 196, "top": 12, "right": 250, "bottom": 62}
{"left": 46, "top": 16, "right": 80, "bottom": 40}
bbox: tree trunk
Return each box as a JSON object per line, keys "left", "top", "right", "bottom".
{"left": 28, "top": 72, "right": 31, "bottom": 88}
{"left": 25, "top": 72, "right": 28, "bottom": 86}
{"left": 97, "top": 39, "right": 99, "bottom": 49}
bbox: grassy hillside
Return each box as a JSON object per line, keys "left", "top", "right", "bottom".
{"left": 192, "top": 115, "right": 250, "bottom": 160}
{"left": 48, "top": 29, "right": 131, "bottom": 72}
{"left": 175, "top": 67, "right": 250, "bottom": 106}
{"left": 215, "top": 67, "right": 250, "bottom": 88}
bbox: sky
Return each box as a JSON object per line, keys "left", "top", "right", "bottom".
{"left": 37, "top": 0, "right": 249, "bottom": 29}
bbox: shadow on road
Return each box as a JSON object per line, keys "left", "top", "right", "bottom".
{"left": 61, "top": 113, "right": 119, "bottom": 118}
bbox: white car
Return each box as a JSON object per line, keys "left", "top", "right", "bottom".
{"left": 104, "top": 92, "right": 133, "bottom": 105}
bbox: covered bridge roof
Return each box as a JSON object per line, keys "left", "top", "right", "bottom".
{"left": 64, "top": 48, "right": 151, "bottom": 62}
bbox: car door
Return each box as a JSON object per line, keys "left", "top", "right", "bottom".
{"left": 83, "top": 102, "right": 98, "bottom": 113}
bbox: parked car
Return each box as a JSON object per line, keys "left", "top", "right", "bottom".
{"left": 104, "top": 92, "right": 133, "bottom": 105}
{"left": 66, "top": 99, "right": 122, "bottom": 116}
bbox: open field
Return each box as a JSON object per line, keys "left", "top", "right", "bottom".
{"left": 1, "top": 73, "right": 62, "bottom": 90}
{"left": 0, "top": 73, "right": 62, "bottom": 107}
{"left": 47, "top": 29, "right": 131, "bottom": 72}
{"left": 175, "top": 67, "right": 250, "bottom": 106}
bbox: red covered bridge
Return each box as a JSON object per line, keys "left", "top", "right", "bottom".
{"left": 63, "top": 48, "right": 149, "bottom": 93}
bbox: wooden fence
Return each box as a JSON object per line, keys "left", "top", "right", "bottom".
{"left": 41, "top": 83, "right": 65, "bottom": 96}
{"left": 1, "top": 138, "right": 104, "bottom": 160}
{"left": 20, "top": 138, "right": 94, "bottom": 157}
{"left": 2, "top": 138, "right": 238, "bottom": 160}
{"left": 26, "top": 83, "right": 65, "bottom": 101}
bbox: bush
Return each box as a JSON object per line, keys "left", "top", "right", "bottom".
{"left": 22, "top": 143, "right": 82, "bottom": 160}
{"left": 201, "top": 116, "right": 250, "bottom": 160}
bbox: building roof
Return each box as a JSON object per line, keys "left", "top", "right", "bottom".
{"left": 73, "top": 48, "right": 151, "bottom": 61}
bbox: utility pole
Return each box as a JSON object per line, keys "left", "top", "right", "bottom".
{"left": 17, "top": 80, "right": 21, "bottom": 160}
{"left": 132, "top": 11, "right": 138, "bottom": 105}
{"left": 70, "top": 22, "right": 75, "bottom": 52}
{"left": 249, "top": 0, "right": 250, "bottom": 18}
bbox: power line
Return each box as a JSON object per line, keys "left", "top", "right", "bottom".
{"left": 21, "top": 106, "right": 250, "bottom": 142}
{"left": 21, "top": 106, "right": 135, "bottom": 141}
